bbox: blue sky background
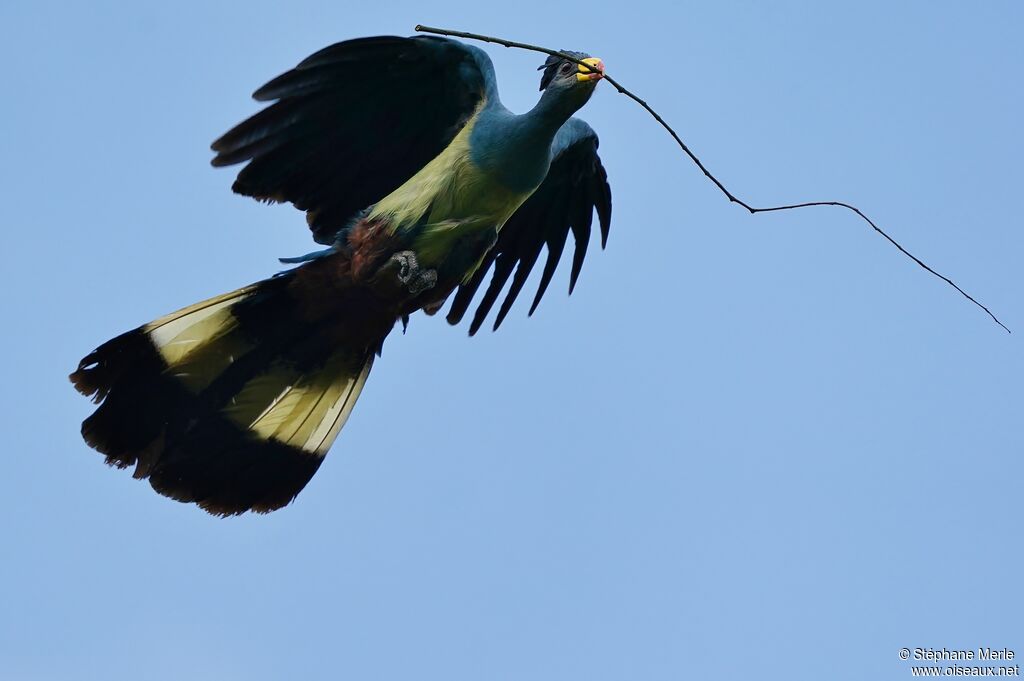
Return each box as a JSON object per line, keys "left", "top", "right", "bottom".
{"left": 1, "top": 2, "right": 1021, "bottom": 679}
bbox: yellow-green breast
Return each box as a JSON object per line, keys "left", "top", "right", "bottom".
{"left": 367, "top": 106, "right": 533, "bottom": 274}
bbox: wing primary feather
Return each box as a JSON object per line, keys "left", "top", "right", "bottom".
{"left": 528, "top": 234, "right": 568, "bottom": 316}
{"left": 595, "top": 165, "right": 612, "bottom": 248}
{"left": 468, "top": 254, "right": 517, "bottom": 336}
{"left": 446, "top": 253, "right": 494, "bottom": 326}
{"left": 568, "top": 204, "right": 594, "bottom": 294}
{"left": 493, "top": 242, "right": 544, "bottom": 331}
{"left": 524, "top": 193, "right": 575, "bottom": 317}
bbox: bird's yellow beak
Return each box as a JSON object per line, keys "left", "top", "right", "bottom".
{"left": 576, "top": 57, "right": 605, "bottom": 82}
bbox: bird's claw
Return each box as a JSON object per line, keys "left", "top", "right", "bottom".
{"left": 392, "top": 251, "right": 437, "bottom": 295}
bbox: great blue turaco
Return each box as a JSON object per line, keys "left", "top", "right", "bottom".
{"left": 71, "top": 35, "right": 612, "bottom": 515}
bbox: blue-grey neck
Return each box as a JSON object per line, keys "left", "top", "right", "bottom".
{"left": 524, "top": 85, "right": 592, "bottom": 138}
{"left": 471, "top": 86, "right": 593, "bottom": 193}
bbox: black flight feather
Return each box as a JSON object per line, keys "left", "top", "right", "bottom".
{"left": 211, "top": 36, "right": 489, "bottom": 244}
{"left": 447, "top": 122, "right": 611, "bottom": 333}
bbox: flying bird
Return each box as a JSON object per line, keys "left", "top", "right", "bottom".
{"left": 70, "top": 35, "right": 612, "bottom": 516}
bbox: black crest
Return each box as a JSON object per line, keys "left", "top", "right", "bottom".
{"left": 538, "top": 50, "right": 589, "bottom": 90}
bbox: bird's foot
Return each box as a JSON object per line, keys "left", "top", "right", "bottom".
{"left": 391, "top": 251, "right": 437, "bottom": 295}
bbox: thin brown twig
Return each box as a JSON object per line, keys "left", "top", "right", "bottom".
{"left": 415, "top": 24, "right": 1009, "bottom": 334}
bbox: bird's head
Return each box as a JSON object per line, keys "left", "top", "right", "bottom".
{"left": 538, "top": 51, "right": 605, "bottom": 96}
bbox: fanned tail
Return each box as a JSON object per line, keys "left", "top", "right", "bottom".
{"left": 70, "top": 256, "right": 395, "bottom": 516}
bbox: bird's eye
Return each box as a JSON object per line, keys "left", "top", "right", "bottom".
{"left": 560, "top": 62, "right": 574, "bottom": 74}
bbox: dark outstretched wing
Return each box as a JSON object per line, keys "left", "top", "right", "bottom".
{"left": 446, "top": 118, "right": 612, "bottom": 335}
{"left": 211, "top": 36, "right": 492, "bottom": 244}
